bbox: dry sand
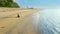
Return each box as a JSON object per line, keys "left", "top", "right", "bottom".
{"left": 0, "top": 8, "right": 39, "bottom": 34}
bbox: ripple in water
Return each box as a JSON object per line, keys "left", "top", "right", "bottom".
{"left": 40, "top": 9, "right": 60, "bottom": 34}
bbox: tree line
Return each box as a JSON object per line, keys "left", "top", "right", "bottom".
{"left": 0, "top": 0, "right": 20, "bottom": 8}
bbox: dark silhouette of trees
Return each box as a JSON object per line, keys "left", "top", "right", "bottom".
{"left": 0, "top": 0, "right": 20, "bottom": 8}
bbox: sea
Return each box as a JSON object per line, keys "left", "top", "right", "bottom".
{"left": 40, "top": 9, "right": 60, "bottom": 34}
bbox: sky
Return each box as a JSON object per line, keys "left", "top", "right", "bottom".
{"left": 14, "top": 0, "right": 60, "bottom": 8}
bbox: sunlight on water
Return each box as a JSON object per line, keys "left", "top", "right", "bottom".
{"left": 40, "top": 9, "right": 60, "bottom": 34}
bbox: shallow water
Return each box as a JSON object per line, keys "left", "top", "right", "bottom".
{"left": 40, "top": 9, "right": 60, "bottom": 34}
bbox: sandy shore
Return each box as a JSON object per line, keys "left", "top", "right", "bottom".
{"left": 0, "top": 8, "right": 40, "bottom": 34}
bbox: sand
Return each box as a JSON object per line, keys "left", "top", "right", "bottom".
{"left": 0, "top": 8, "right": 39, "bottom": 34}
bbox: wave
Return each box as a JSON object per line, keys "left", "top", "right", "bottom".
{"left": 40, "top": 9, "right": 60, "bottom": 34}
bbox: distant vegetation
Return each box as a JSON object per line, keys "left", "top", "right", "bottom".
{"left": 0, "top": 0, "right": 20, "bottom": 8}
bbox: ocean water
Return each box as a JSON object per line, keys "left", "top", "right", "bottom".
{"left": 40, "top": 9, "right": 60, "bottom": 34}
